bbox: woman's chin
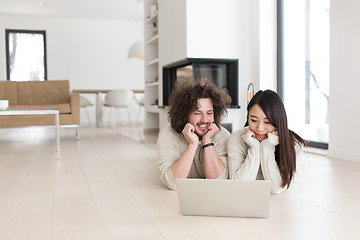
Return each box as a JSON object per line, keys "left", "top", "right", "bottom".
{"left": 255, "top": 134, "right": 267, "bottom": 142}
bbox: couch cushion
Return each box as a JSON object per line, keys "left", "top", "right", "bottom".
{"left": 17, "top": 80, "right": 70, "bottom": 105}
{"left": 9, "top": 103, "right": 71, "bottom": 114}
{"left": 0, "top": 81, "right": 17, "bottom": 105}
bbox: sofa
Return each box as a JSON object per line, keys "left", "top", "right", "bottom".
{"left": 0, "top": 80, "right": 80, "bottom": 128}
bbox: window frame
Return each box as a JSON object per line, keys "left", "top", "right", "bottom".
{"left": 5, "top": 29, "right": 48, "bottom": 81}
{"left": 276, "top": 0, "right": 329, "bottom": 149}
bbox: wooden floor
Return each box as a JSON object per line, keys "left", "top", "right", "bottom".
{"left": 0, "top": 124, "right": 359, "bottom": 240}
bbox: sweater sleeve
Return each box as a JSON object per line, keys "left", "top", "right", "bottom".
{"left": 228, "top": 129, "right": 261, "bottom": 180}
{"left": 212, "top": 127, "right": 230, "bottom": 179}
{"left": 260, "top": 133, "right": 284, "bottom": 194}
{"left": 156, "top": 126, "right": 183, "bottom": 190}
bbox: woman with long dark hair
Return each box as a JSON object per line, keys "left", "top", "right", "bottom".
{"left": 228, "top": 90, "right": 306, "bottom": 194}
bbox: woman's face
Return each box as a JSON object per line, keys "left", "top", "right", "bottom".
{"left": 248, "top": 104, "right": 276, "bottom": 141}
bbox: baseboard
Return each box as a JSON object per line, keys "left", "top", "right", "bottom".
{"left": 327, "top": 149, "right": 360, "bottom": 163}
{"left": 143, "top": 128, "right": 159, "bottom": 134}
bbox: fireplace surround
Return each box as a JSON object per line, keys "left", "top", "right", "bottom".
{"left": 162, "top": 58, "right": 239, "bottom": 108}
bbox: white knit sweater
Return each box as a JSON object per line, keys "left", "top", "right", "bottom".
{"left": 157, "top": 125, "right": 230, "bottom": 190}
{"left": 227, "top": 127, "right": 303, "bottom": 194}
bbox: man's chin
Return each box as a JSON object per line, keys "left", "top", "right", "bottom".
{"left": 195, "top": 129, "right": 209, "bottom": 137}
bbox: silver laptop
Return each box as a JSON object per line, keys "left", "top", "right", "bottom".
{"left": 176, "top": 178, "right": 271, "bottom": 218}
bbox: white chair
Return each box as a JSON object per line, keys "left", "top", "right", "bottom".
{"left": 134, "top": 93, "right": 144, "bottom": 123}
{"left": 79, "top": 95, "right": 93, "bottom": 126}
{"left": 103, "top": 89, "right": 134, "bottom": 128}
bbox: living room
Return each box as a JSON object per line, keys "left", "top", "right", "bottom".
{"left": 0, "top": 0, "right": 359, "bottom": 239}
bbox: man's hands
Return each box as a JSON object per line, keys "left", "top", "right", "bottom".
{"left": 202, "top": 123, "right": 219, "bottom": 144}
{"left": 177, "top": 122, "right": 224, "bottom": 179}
{"left": 182, "top": 123, "right": 199, "bottom": 146}
{"left": 182, "top": 122, "right": 219, "bottom": 145}
{"left": 173, "top": 123, "right": 200, "bottom": 179}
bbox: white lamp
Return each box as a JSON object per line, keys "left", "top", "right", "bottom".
{"left": 127, "top": 40, "right": 144, "bottom": 59}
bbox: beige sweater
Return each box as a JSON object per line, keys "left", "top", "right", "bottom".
{"left": 227, "top": 127, "right": 303, "bottom": 194}
{"left": 157, "top": 125, "right": 230, "bottom": 190}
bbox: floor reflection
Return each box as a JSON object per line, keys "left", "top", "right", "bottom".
{"left": 104, "top": 122, "right": 158, "bottom": 151}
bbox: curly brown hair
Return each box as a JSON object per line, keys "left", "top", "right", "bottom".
{"left": 168, "top": 81, "right": 232, "bottom": 133}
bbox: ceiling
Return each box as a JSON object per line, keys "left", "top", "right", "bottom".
{"left": 0, "top": 0, "right": 144, "bottom": 21}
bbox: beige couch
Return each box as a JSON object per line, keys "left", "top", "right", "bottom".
{"left": 0, "top": 80, "right": 80, "bottom": 127}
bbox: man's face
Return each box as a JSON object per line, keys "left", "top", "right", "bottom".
{"left": 188, "top": 98, "right": 215, "bottom": 137}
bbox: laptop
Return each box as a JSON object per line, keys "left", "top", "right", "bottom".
{"left": 176, "top": 178, "right": 271, "bottom": 218}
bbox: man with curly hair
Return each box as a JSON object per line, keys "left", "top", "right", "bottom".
{"left": 157, "top": 80, "right": 232, "bottom": 190}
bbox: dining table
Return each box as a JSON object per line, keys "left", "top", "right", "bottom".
{"left": 72, "top": 89, "right": 144, "bottom": 127}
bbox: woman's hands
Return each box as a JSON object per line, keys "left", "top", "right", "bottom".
{"left": 243, "top": 127, "right": 278, "bottom": 145}
{"left": 244, "top": 128, "right": 278, "bottom": 138}
{"left": 244, "top": 127, "right": 255, "bottom": 137}
{"left": 269, "top": 130, "right": 278, "bottom": 136}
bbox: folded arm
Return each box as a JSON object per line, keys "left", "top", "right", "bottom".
{"left": 228, "top": 130, "right": 261, "bottom": 180}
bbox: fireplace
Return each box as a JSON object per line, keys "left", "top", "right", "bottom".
{"left": 162, "top": 58, "right": 239, "bottom": 108}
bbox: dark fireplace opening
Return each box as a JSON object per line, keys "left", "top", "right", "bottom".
{"left": 162, "top": 58, "right": 239, "bottom": 108}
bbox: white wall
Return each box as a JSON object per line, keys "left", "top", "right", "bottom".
{"left": 158, "top": 0, "right": 187, "bottom": 108}
{"left": 157, "top": 0, "right": 188, "bottom": 129}
{"left": 158, "top": 0, "right": 259, "bottom": 132}
{"left": 328, "top": 0, "right": 360, "bottom": 162}
{"left": 185, "top": 0, "right": 247, "bottom": 132}
{"left": 155, "top": 0, "right": 360, "bottom": 163}
{"left": 158, "top": 0, "right": 187, "bottom": 67}
{"left": 0, "top": 14, "right": 144, "bottom": 125}
{"left": 186, "top": 0, "right": 241, "bottom": 59}
{"left": 259, "top": 0, "right": 277, "bottom": 91}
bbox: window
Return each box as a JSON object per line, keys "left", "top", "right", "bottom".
{"left": 5, "top": 29, "right": 47, "bottom": 81}
{"left": 278, "top": 0, "right": 330, "bottom": 149}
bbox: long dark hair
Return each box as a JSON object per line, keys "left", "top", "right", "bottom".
{"left": 168, "top": 81, "right": 232, "bottom": 133}
{"left": 245, "top": 90, "right": 307, "bottom": 188}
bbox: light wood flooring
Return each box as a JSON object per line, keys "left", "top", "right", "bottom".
{"left": 0, "top": 124, "right": 359, "bottom": 240}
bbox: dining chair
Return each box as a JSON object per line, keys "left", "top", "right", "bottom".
{"left": 103, "top": 89, "right": 134, "bottom": 128}
{"left": 134, "top": 93, "right": 144, "bottom": 123}
{"left": 79, "top": 95, "right": 93, "bottom": 126}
